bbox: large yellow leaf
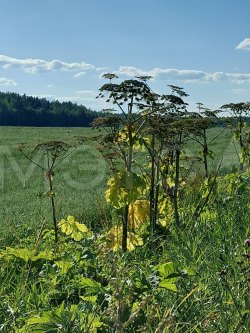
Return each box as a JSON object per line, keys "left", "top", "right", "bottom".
{"left": 106, "top": 225, "right": 143, "bottom": 251}
{"left": 128, "top": 200, "right": 150, "bottom": 229}
{"left": 105, "top": 171, "right": 146, "bottom": 208}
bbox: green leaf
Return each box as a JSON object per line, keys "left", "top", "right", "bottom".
{"left": 78, "top": 277, "right": 105, "bottom": 295}
{"left": 55, "top": 260, "right": 74, "bottom": 274}
{"left": 6, "top": 247, "right": 36, "bottom": 262}
{"left": 26, "top": 315, "right": 53, "bottom": 325}
{"left": 54, "top": 301, "right": 65, "bottom": 318}
{"left": 80, "top": 295, "right": 98, "bottom": 304}
{"left": 25, "top": 313, "right": 61, "bottom": 332}
{"left": 16, "top": 303, "right": 68, "bottom": 332}
{"left": 159, "top": 280, "right": 177, "bottom": 292}
{"left": 79, "top": 277, "right": 101, "bottom": 288}
{"left": 91, "top": 316, "right": 106, "bottom": 329}
{"left": 154, "top": 262, "right": 176, "bottom": 279}
{"left": 32, "top": 250, "right": 53, "bottom": 262}
{"left": 58, "top": 215, "right": 90, "bottom": 241}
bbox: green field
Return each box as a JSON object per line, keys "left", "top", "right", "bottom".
{"left": 0, "top": 126, "right": 240, "bottom": 245}
{"left": 185, "top": 126, "right": 239, "bottom": 172}
{"left": 0, "top": 126, "right": 249, "bottom": 332}
{"left": 0, "top": 126, "right": 238, "bottom": 245}
{"left": 0, "top": 127, "right": 110, "bottom": 246}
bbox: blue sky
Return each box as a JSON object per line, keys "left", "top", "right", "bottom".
{"left": 0, "top": 0, "right": 250, "bottom": 112}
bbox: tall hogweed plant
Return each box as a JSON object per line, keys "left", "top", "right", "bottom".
{"left": 93, "top": 74, "right": 231, "bottom": 251}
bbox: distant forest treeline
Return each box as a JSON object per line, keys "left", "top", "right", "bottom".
{"left": 1, "top": 91, "right": 249, "bottom": 128}
{"left": 0, "top": 92, "right": 99, "bottom": 127}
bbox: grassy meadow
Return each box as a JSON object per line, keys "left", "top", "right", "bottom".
{"left": 0, "top": 126, "right": 238, "bottom": 246}
{"left": 0, "top": 126, "right": 110, "bottom": 246}
{"left": 0, "top": 126, "right": 249, "bottom": 332}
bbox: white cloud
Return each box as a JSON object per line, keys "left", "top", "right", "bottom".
{"left": 73, "top": 72, "right": 86, "bottom": 78}
{"left": 204, "top": 72, "right": 225, "bottom": 81}
{"left": 236, "top": 38, "right": 250, "bottom": 50}
{"left": 114, "top": 66, "right": 149, "bottom": 78}
{"left": 0, "top": 54, "right": 95, "bottom": 74}
{"left": 75, "top": 90, "right": 96, "bottom": 96}
{"left": 103, "top": 66, "right": 250, "bottom": 84}
{"left": 231, "top": 88, "right": 247, "bottom": 95}
{"left": 0, "top": 77, "right": 17, "bottom": 86}
{"left": 96, "top": 67, "right": 109, "bottom": 72}
{"left": 113, "top": 66, "right": 210, "bottom": 82}
{"left": 202, "top": 72, "right": 250, "bottom": 84}
{"left": 75, "top": 90, "right": 99, "bottom": 103}
{"left": 46, "top": 84, "right": 57, "bottom": 88}
{"left": 33, "top": 94, "right": 83, "bottom": 104}
{"left": 56, "top": 94, "right": 106, "bottom": 110}
{"left": 152, "top": 68, "right": 205, "bottom": 82}
{"left": 226, "top": 73, "right": 250, "bottom": 83}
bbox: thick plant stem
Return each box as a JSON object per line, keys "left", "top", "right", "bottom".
{"left": 149, "top": 134, "right": 155, "bottom": 235}
{"left": 154, "top": 141, "right": 163, "bottom": 227}
{"left": 154, "top": 154, "right": 161, "bottom": 228}
{"left": 173, "top": 138, "right": 181, "bottom": 227}
{"left": 48, "top": 173, "right": 58, "bottom": 243}
{"left": 122, "top": 206, "right": 128, "bottom": 252}
{"left": 203, "top": 129, "right": 209, "bottom": 178}
{"left": 239, "top": 116, "right": 244, "bottom": 171}
{"left": 122, "top": 96, "right": 134, "bottom": 252}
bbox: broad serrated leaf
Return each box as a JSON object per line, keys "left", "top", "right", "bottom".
{"left": 6, "top": 247, "right": 36, "bottom": 262}
{"left": 58, "top": 215, "right": 90, "bottom": 241}
{"left": 105, "top": 171, "right": 146, "bottom": 208}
